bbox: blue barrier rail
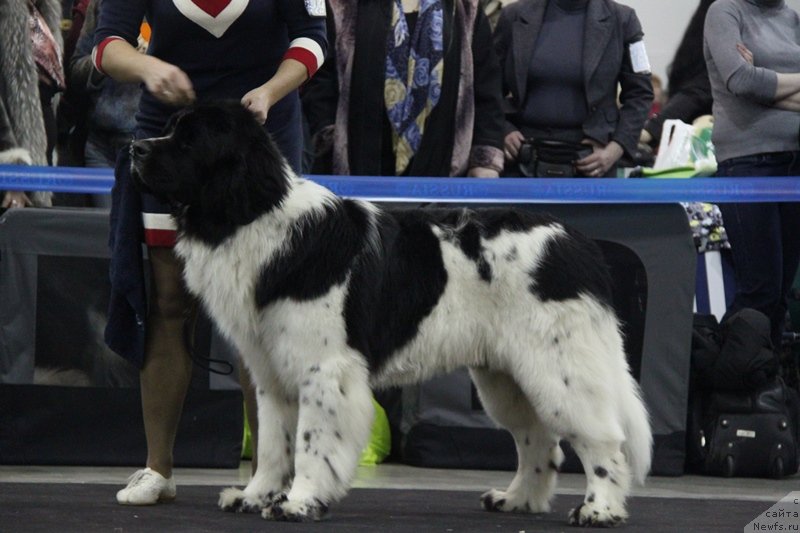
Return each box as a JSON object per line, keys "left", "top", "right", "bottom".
{"left": 1, "top": 164, "right": 799, "bottom": 204}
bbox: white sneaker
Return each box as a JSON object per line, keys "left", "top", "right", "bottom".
{"left": 116, "top": 468, "right": 177, "bottom": 505}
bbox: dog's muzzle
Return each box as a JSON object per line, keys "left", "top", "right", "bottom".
{"left": 129, "top": 140, "right": 154, "bottom": 193}
{"left": 130, "top": 139, "right": 153, "bottom": 163}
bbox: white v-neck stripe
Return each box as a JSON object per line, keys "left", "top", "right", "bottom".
{"left": 172, "top": 0, "right": 250, "bottom": 38}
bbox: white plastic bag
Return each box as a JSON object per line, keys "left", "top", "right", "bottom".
{"left": 654, "top": 119, "right": 695, "bottom": 170}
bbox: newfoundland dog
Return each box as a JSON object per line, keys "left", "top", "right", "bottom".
{"left": 130, "top": 101, "right": 651, "bottom": 527}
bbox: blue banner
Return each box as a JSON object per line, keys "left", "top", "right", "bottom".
{"left": 1, "top": 164, "right": 799, "bottom": 204}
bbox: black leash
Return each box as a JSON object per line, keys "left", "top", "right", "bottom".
{"left": 183, "top": 304, "right": 234, "bottom": 376}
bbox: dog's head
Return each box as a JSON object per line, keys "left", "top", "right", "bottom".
{"left": 130, "top": 101, "right": 291, "bottom": 242}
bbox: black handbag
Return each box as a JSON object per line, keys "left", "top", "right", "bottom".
{"left": 688, "top": 378, "right": 799, "bottom": 478}
{"left": 518, "top": 139, "right": 593, "bottom": 177}
{"left": 686, "top": 311, "right": 799, "bottom": 477}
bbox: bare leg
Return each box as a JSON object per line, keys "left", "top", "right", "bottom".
{"left": 141, "top": 246, "right": 194, "bottom": 478}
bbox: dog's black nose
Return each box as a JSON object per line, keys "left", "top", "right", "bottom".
{"left": 131, "top": 140, "right": 151, "bottom": 159}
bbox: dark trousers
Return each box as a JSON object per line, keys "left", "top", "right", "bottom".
{"left": 716, "top": 151, "right": 800, "bottom": 348}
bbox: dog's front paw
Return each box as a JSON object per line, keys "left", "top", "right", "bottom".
{"left": 482, "top": 489, "right": 511, "bottom": 512}
{"left": 218, "top": 487, "right": 271, "bottom": 513}
{"left": 481, "top": 489, "right": 549, "bottom": 514}
{"left": 567, "top": 502, "right": 627, "bottom": 528}
{"left": 262, "top": 494, "right": 328, "bottom": 522}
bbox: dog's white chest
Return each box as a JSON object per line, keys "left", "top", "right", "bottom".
{"left": 177, "top": 231, "right": 270, "bottom": 342}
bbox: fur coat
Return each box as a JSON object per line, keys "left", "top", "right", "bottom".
{"left": 0, "top": 0, "right": 62, "bottom": 205}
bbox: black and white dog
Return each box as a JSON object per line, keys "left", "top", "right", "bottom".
{"left": 130, "top": 101, "right": 651, "bottom": 527}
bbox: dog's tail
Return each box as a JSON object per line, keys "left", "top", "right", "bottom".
{"left": 620, "top": 372, "right": 652, "bottom": 485}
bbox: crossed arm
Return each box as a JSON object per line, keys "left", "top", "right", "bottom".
{"left": 705, "top": 1, "right": 800, "bottom": 113}
{"left": 736, "top": 43, "right": 800, "bottom": 112}
{"left": 770, "top": 75, "right": 800, "bottom": 111}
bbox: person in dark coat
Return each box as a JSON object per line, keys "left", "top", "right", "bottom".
{"left": 494, "top": 0, "right": 653, "bottom": 177}
{"left": 640, "top": 0, "right": 716, "bottom": 147}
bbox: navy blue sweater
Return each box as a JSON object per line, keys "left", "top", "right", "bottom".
{"left": 95, "top": 0, "right": 327, "bottom": 365}
{"left": 94, "top": 0, "right": 327, "bottom": 133}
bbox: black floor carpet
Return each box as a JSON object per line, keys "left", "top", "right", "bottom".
{"left": 0, "top": 483, "right": 770, "bottom": 532}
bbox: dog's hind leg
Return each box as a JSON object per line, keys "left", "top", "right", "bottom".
{"left": 561, "top": 372, "right": 650, "bottom": 528}
{"left": 566, "top": 436, "right": 630, "bottom": 527}
{"left": 497, "top": 297, "right": 652, "bottom": 527}
{"left": 218, "top": 371, "right": 298, "bottom": 514}
{"left": 509, "top": 326, "right": 649, "bottom": 527}
{"left": 264, "top": 356, "right": 374, "bottom": 522}
{"left": 512, "top": 370, "right": 633, "bottom": 528}
{"left": 469, "top": 368, "right": 563, "bottom": 514}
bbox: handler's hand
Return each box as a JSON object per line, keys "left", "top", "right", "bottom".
{"left": 575, "top": 140, "right": 623, "bottom": 177}
{"left": 504, "top": 130, "right": 525, "bottom": 162}
{"left": 2, "top": 191, "right": 32, "bottom": 208}
{"left": 142, "top": 59, "right": 195, "bottom": 106}
{"left": 241, "top": 87, "right": 274, "bottom": 125}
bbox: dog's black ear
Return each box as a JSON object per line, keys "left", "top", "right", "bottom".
{"left": 197, "top": 136, "right": 290, "bottom": 226}
{"left": 197, "top": 152, "right": 255, "bottom": 225}
{"left": 188, "top": 102, "right": 291, "bottom": 228}
{"left": 243, "top": 130, "right": 291, "bottom": 206}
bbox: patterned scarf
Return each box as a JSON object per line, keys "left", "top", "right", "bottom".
{"left": 384, "top": 0, "right": 444, "bottom": 175}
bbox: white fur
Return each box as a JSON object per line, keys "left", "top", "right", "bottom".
{"left": 176, "top": 174, "right": 651, "bottom": 525}
{"left": 0, "top": 147, "right": 33, "bottom": 165}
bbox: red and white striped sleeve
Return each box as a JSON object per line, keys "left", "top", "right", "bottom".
{"left": 283, "top": 37, "right": 326, "bottom": 78}
{"left": 91, "top": 36, "right": 126, "bottom": 74}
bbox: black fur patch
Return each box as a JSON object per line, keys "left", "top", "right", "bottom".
{"left": 255, "top": 200, "right": 370, "bottom": 307}
{"left": 527, "top": 227, "right": 613, "bottom": 308}
{"left": 450, "top": 215, "right": 492, "bottom": 282}
{"left": 344, "top": 210, "right": 448, "bottom": 373}
{"left": 504, "top": 246, "right": 518, "bottom": 262}
{"left": 323, "top": 456, "right": 340, "bottom": 482}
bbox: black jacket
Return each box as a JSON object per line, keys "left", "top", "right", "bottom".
{"left": 643, "top": 68, "right": 713, "bottom": 145}
{"left": 493, "top": 0, "right": 653, "bottom": 157}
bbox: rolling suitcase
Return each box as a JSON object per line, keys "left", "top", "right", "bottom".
{"left": 688, "top": 378, "right": 799, "bottom": 478}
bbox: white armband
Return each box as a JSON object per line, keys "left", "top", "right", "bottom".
{"left": 629, "top": 40, "right": 651, "bottom": 75}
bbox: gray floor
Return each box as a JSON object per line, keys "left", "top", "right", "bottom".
{"left": 1, "top": 462, "right": 797, "bottom": 503}
{"left": 3, "top": 463, "right": 799, "bottom": 532}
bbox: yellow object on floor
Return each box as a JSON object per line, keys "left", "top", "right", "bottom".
{"left": 241, "top": 397, "right": 391, "bottom": 465}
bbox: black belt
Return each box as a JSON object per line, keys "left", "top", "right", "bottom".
{"left": 517, "top": 138, "right": 593, "bottom": 178}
